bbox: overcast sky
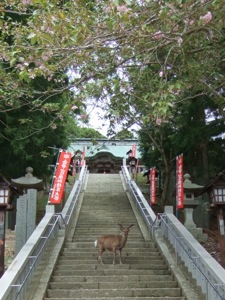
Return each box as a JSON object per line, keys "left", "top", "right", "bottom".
{"left": 87, "top": 106, "right": 109, "bottom": 136}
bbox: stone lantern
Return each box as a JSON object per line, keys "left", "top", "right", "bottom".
{"left": 200, "top": 171, "right": 225, "bottom": 267}
{"left": 183, "top": 174, "right": 207, "bottom": 243}
{"left": 126, "top": 149, "right": 137, "bottom": 179}
{"left": 75, "top": 150, "right": 82, "bottom": 173}
{"left": 0, "top": 174, "right": 21, "bottom": 277}
{"left": 11, "top": 167, "right": 43, "bottom": 192}
{"left": 11, "top": 167, "right": 43, "bottom": 254}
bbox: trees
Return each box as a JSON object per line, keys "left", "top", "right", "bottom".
{"left": 0, "top": 1, "right": 224, "bottom": 187}
{"left": 1, "top": 1, "right": 224, "bottom": 120}
{"left": 0, "top": 4, "right": 83, "bottom": 177}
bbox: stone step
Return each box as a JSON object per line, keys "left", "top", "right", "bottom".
{"left": 83, "top": 204, "right": 131, "bottom": 206}
{"left": 79, "top": 209, "right": 133, "bottom": 212}
{"left": 53, "top": 269, "right": 171, "bottom": 276}
{"left": 64, "top": 241, "right": 156, "bottom": 248}
{"left": 70, "top": 237, "right": 142, "bottom": 242}
{"left": 57, "top": 257, "right": 165, "bottom": 265}
{"left": 44, "top": 297, "right": 185, "bottom": 300}
{"left": 46, "top": 287, "right": 182, "bottom": 298}
{"left": 51, "top": 274, "right": 175, "bottom": 282}
{"left": 55, "top": 264, "right": 168, "bottom": 272}
{"left": 44, "top": 174, "right": 184, "bottom": 300}
{"left": 75, "top": 223, "right": 138, "bottom": 227}
{"left": 73, "top": 232, "right": 141, "bottom": 236}
{"left": 63, "top": 247, "right": 157, "bottom": 253}
{"left": 49, "top": 280, "right": 178, "bottom": 290}
{"left": 74, "top": 229, "right": 141, "bottom": 234}
{"left": 76, "top": 220, "right": 137, "bottom": 224}
{"left": 74, "top": 234, "right": 142, "bottom": 239}
{"left": 60, "top": 250, "right": 161, "bottom": 256}
{"left": 77, "top": 213, "right": 136, "bottom": 216}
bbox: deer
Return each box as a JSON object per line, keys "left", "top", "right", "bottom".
{"left": 94, "top": 224, "right": 134, "bottom": 265}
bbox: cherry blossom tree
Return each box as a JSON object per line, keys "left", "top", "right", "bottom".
{"left": 1, "top": 0, "right": 224, "bottom": 125}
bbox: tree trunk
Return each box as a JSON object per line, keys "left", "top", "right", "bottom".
{"left": 217, "top": 208, "right": 225, "bottom": 268}
{"left": 146, "top": 130, "right": 172, "bottom": 207}
{"left": 161, "top": 170, "right": 171, "bottom": 206}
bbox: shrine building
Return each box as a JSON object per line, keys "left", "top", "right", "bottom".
{"left": 68, "top": 138, "right": 144, "bottom": 174}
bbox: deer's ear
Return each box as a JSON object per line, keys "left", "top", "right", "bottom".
{"left": 118, "top": 223, "right": 123, "bottom": 228}
{"left": 129, "top": 224, "right": 134, "bottom": 228}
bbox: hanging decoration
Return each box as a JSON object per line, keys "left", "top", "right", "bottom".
{"left": 150, "top": 167, "right": 156, "bottom": 205}
{"left": 176, "top": 154, "right": 184, "bottom": 209}
{"left": 49, "top": 150, "right": 72, "bottom": 204}
{"left": 131, "top": 144, "right": 136, "bottom": 158}
{"left": 80, "top": 147, "right": 86, "bottom": 167}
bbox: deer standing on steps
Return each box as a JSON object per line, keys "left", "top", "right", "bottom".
{"left": 94, "top": 224, "right": 134, "bottom": 265}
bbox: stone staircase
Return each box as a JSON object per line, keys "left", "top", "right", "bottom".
{"left": 43, "top": 174, "right": 186, "bottom": 299}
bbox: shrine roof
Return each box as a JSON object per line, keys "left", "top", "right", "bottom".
{"left": 68, "top": 138, "right": 141, "bottom": 159}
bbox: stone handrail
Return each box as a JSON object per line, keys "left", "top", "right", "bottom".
{"left": 159, "top": 212, "right": 225, "bottom": 300}
{"left": 121, "top": 165, "right": 225, "bottom": 300}
{"left": 0, "top": 165, "right": 88, "bottom": 300}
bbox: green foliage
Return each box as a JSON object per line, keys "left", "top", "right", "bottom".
{"left": 75, "top": 127, "right": 106, "bottom": 139}
{"left": 115, "top": 129, "right": 134, "bottom": 140}
{"left": 0, "top": 0, "right": 225, "bottom": 188}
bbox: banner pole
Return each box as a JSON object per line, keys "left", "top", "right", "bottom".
{"left": 176, "top": 156, "right": 178, "bottom": 218}
{"left": 176, "top": 153, "right": 184, "bottom": 218}
{"left": 48, "top": 148, "right": 61, "bottom": 204}
{"left": 149, "top": 168, "right": 151, "bottom": 206}
{"left": 150, "top": 167, "right": 156, "bottom": 207}
{"left": 49, "top": 150, "right": 72, "bottom": 204}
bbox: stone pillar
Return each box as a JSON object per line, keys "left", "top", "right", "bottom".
{"left": 15, "top": 189, "right": 37, "bottom": 255}
{"left": 184, "top": 207, "right": 196, "bottom": 228}
{"left": 183, "top": 206, "right": 208, "bottom": 243}
{"left": 164, "top": 206, "right": 173, "bottom": 214}
{"left": 27, "top": 189, "right": 37, "bottom": 238}
{"left": 46, "top": 204, "right": 55, "bottom": 214}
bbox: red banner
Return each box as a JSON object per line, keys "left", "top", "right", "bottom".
{"left": 72, "top": 156, "right": 76, "bottom": 176}
{"left": 132, "top": 144, "right": 136, "bottom": 158}
{"left": 135, "top": 159, "right": 139, "bottom": 175}
{"left": 150, "top": 167, "right": 156, "bottom": 205}
{"left": 176, "top": 155, "right": 184, "bottom": 209}
{"left": 49, "top": 151, "right": 72, "bottom": 204}
{"left": 80, "top": 147, "right": 85, "bottom": 167}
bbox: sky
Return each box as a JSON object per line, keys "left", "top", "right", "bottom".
{"left": 85, "top": 106, "right": 109, "bottom": 136}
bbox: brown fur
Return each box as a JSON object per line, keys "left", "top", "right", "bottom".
{"left": 95, "top": 224, "right": 134, "bottom": 265}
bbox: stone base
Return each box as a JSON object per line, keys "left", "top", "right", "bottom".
{"left": 5, "top": 230, "right": 15, "bottom": 270}
{"left": 187, "top": 227, "right": 208, "bottom": 243}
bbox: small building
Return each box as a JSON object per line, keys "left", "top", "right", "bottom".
{"left": 68, "top": 138, "right": 143, "bottom": 174}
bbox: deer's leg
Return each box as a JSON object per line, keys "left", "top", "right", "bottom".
{"left": 98, "top": 247, "right": 105, "bottom": 265}
{"left": 118, "top": 249, "right": 123, "bottom": 264}
{"left": 112, "top": 249, "right": 116, "bottom": 265}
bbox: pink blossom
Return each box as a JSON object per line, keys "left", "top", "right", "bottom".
{"left": 159, "top": 71, "right": 164, "bottom": 77}
{"left": 22, "top": 0, "right": 32, "bottom": 4}
{"left": 167, "top": 4, "right": 176, "bottom": 13}
{"left": 80, "top": 114, "right": 87, "bottom": 120}
{"left": 17, "top": 64, "right": 25, "bottom": 71}
{"left": 29, "top": 73, "right": 36, "bottom": 79}
{"left": 177, "top": 37, "right": 183, "bottom": 46}
{"left": 71, "top": 105, "right": 78, "bottom": 110}
{"left": 117, "top": 5, "right": 130, "bottom": 13}
{"left": 152, "top": 31, "right": 165, "bottom": 40}
{"left": 200, "top": 11, "right": 212, "bottom": 25}
{"left": 156, "top": 118, "right": 162, "bottom": 125}
{"left": 184, "top": 19, "right": 195, "bottom": 26}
